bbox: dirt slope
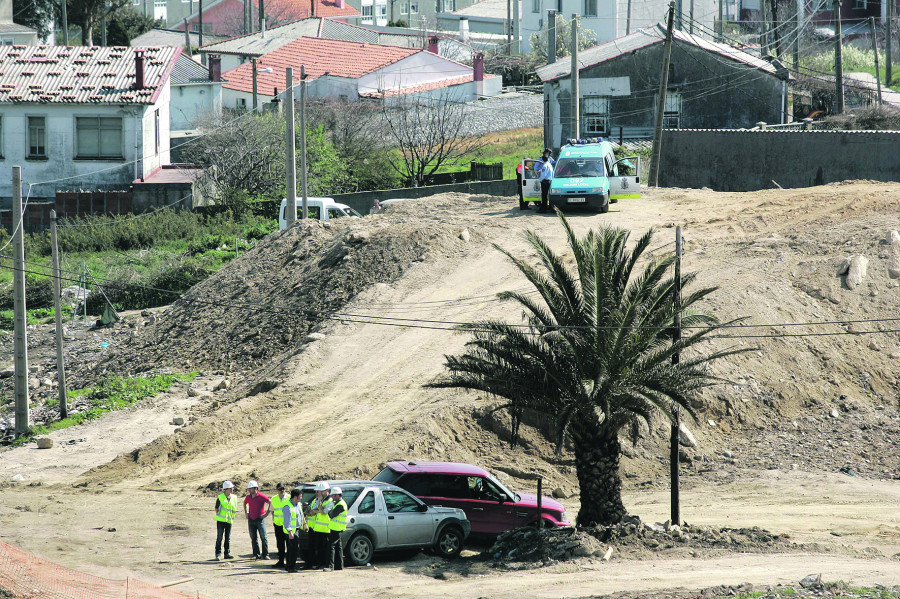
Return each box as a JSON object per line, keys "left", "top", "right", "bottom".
{"left": 1, "top": 182, "right": 899, "bottom": 598}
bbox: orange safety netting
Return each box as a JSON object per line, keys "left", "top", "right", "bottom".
{"left": 0, "top": 540, "right": 209, "bottom": 599}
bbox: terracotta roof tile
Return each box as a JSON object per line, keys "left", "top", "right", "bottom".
{"left": 222, "top": 37, "right": 418, "bottom": 94}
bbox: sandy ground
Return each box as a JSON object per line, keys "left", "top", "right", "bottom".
{"left": 2, "top": 182, "right": 900, "bottom": 598}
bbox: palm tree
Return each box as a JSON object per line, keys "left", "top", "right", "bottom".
{"left": 430, "top": 213, "right": 747, "bottom": 527}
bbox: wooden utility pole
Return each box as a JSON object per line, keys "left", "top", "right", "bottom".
{"left": 650, "top": 2, "right": 676, "bottom": 187}
{"left": 870, "top": 17, "right": 883, "bottom": 103}
{"left": 12, "top": 167, "right": 29, "bottom": 436}
{"left": 285, "top": 68, "right": 297, "bottom": 226}
{"left": 252, "top": 57, "right": 259, "bottom": 110}
{"left": 50, "top": 210, "right": 68, "bottom": 420}
{"left": 670, "top": 226, "right": 682, "bottom": 526}
{"left": 300, "top": 65, "right": 309, "bottom": 220}
{"left": 571, "top": 14, "right": 580, "bottom": 140}
{"left": 834, "top": 0, "right": 844, "bottom": 113}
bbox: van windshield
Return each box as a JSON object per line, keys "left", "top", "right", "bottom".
{"left": 555, "top": 158, "right": 606, "bottom": 178}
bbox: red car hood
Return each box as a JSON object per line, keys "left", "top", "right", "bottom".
{"left": 516, "top": 492, "right": 566, "bottom": 513}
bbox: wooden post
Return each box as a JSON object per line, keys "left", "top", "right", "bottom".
{"left": 670, "top": 225, "right": 682, "bottom": 526}
{"left": 12, "top": 167, "right": 29, "bottom": 436}
{"left": 285, "top": 68, "right": 297, "bottom": 226}
{"left": 536, "top": 476, "right": 543, "bottom": 528}
{"left": 834, "top": 0, "right": 844, "bottom": 113}
{"left": 50, "top": 210, "right": 68, "bottom": 420}
{"left": 650, "top": 2, "right": 676, "bottom": 187}
{"left": 870, "top": 17, "right": 883, "bottom": 104}
{"left": 571, "top": 14, "right": 580, "bottom": 140}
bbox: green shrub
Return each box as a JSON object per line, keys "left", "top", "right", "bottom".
{"left": 0, "top": 275, "right": 55, "bottom": 310}
{"left": 242, "top": 217, "right": 278, "bottom": 240}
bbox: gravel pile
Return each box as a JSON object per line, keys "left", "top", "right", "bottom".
{"left": 457, "top": 93, "right": 543, "bottom": 137}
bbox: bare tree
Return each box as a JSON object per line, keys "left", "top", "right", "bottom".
{"left": 381, "top": 91, "right": 486, "bottom": 187}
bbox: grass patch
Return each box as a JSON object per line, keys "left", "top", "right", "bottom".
{"left": 14, "top": 372, "right": 196, "bottom": 445}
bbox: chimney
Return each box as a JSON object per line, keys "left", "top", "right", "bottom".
{"left": 428, "top": 35, "right": 439, "bottom": 54}
{"left": 473, "top": 51, "right": 484, "bottom": 97}
{"left": 338, "top": 0, "right": 344, "bottom": 7}
{"left": 311, "top": 0, "right": 316, "bottom": 17}
{"left": 134, "top": 49, "right": 146, "bottom": 90}
{"left": 208, "top": 54, "right": 222, "bottom": 81}
{"left": 459, "top": 17, "right": 469, "bottom": 43}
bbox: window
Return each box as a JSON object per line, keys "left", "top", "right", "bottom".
{"left": 663, "top": 92, "right": 682, "bottom": 129}
{"left": 583, "top": 95, "right": 609, "bottom": 135}
{"left": 383, "top": 490, "right": 423, "bottom": 513}
{"left": 583, "top": 0, "right": 597, "bottom": 16}
{"left": 402, "top": 1, "right": 409, "bottom": 13}
{"left": 357, "top": 492, "right": 375, "bottom": 514}
{"left": 409, "top": 1, "right": 418, "bottom": 12}
{"left": 532, "top": 0, "right": 540, "bottom": 13}
{"left": 376, "top": 3, "right": 387, "bottom": 16}
{"left": 236, "top": 97, "right": 247, "bottom": 110}
{"left": 1, "top": 39, "right": 14, "bottom": 45}
{"left": 466, "top": 476, "right": 505, "bottom": 501}
{"left": 852, "top": 0, "right": 866, "bottom": 8}
{"left": 327, "top": 208, "right": 346, "bottom": 219}
{"left": 76, "top": 117, "right": 122, "bottom": 158}
{"left": 362, "top": 4, "right": 373, "bottom": 16}
{"left": 27, "top": 116, "right": 46, "bottom": 158}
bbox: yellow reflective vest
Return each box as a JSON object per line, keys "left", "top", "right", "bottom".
{"left": 271, "top": 494, "right": 290, "bottom": 527}
{"left": 215, "top": 493, "right": 238, "bottom": 524}
{"left": 310, "top": 497, "right": 333, "bottom": 533}
{"left": 328, "top": 499, "right": 349, "bottom": 532}
{"left": 282, "top": 502, "right": 304, "bottom": 535}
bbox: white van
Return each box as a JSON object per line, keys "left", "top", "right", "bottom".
{"left": 278, "top": 197, "right": 362, "bottom": 230}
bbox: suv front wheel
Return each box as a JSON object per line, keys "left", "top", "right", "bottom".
{"left": 434, "top": 525, "right": 464, "bottom": 559}
{"left": 347, "top": 533, "right": 374, "bottom": 566}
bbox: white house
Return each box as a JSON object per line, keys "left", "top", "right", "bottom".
{"left": 170, "top": 53, "right": 224, "bottom": 131}
{"left": 220, "top": 36, "right": 500, "bottom": 107}
{"left": 0, "top": 0, "right": 38, "bottom": 45}
{"left": 521, "top": 0, "right": 719, "bottom": 53}
{"left": 0, "top": 45, "right": 180, "bottom": 203}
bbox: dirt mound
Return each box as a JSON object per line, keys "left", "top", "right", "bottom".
{"left": 96, "top": 195, "right": 487, "bottom": 384}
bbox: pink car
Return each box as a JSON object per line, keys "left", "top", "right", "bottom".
{"left": 374, "top": 461, "right": 571, "bottom": 536}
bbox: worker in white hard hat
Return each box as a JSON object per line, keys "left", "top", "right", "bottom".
{"left": 243, "top": 480, "right": 272, "bottom": 560}
{"left": 214, "top": 481, "right": 237, "bottom": 560}
{"left": 306, "top": 481, "right": 333, "bottom": 569}
{"left": 325, "top": 486, "right": 348, "bottom": 571}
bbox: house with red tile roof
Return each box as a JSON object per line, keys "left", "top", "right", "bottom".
{"left": 221, "top": 36, "right": 500, "bottom": 107}
{"left": 0, "top": 45, "right": 182, "bottom": 203}
{"left": 178, "top": 0, "right": 359, "bottom": 38}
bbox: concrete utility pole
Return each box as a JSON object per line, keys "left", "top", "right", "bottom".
{"left": 760, "top": 0, "right": 769, "bottom": 55}
{"left": 650, "top": 2, "right": 676, "bottom": 187}
{"left": 259, "top": 0, "right": 266, "bottom": 36}
{"left": 285, "top": 68, "right": 297, "bottom": 226}
{"left": 834, "top": 0, "right": 844, "bottom": 113}
{"left": 547, "top": 10, "right": 557, "bottom": 63}
{"left": 199, "top": 0, "right": 204, "bottom": 49}
{"left": 512, "top": 0, "right": 520, "bottom": 54}
{"left": 252, "top": 57, "right": 259, "bottom": 110}
{"left": 571, "top": 14, "right": 580, "bottom": 140}
{"left": 675, "top": 0, "right": 682, "bottom": 30}
{"left": 871, "top": 17, "right": 883, "bottom": 104}
{"left": 717, "top": 0, "right": 723, "bottom": 41}
{"left": 506, "top": 0, "right": 512, "bottom": 54}
{"left": 793, "top": 0, "right": 801, "bottom": 70}
{"left": 50, "top": 210, "right": 68, "bottom": 420}
{"left": 61, "top": 0, "right": 68, "bottom": 45}
{"left": 627, "top": 0, "right": 633, "bottom": 35}
{"left": 300, "top": 65, "right": 309, "bottom": 220}
{"left": 12, "top": 167, "right": 29, "bottom": 436}
{"left": 670, "top": 225, "right": 683, "bottom": 527}
{"left": 887, "top": 0, "right": 894, "bottom": 86}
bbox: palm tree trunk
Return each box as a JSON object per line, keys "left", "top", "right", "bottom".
{"left": 573, "top": 423, "right": 627, "bottom": 527}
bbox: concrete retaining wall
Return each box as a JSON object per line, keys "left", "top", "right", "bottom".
{"left": 331, "top": 178, "right": 517, "bottom": 214}
{"left": 658, "top": 130, "right": 900, "bottom": 191}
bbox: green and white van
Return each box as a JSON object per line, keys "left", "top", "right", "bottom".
{"left": 547, "top": 139, "right": 641, "bottom": 213}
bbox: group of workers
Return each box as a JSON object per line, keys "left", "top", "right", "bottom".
{"left": 515, "top": 148, "right": 556, "bottom": 213}
{"left": 214, "top": 480, "right": 348, "bottom": 573}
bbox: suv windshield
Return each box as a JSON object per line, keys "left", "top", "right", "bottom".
{"left": 555, "top": 158, "right": 606, "bottom": 178}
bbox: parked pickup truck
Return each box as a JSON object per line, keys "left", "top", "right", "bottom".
{"left": 278, "top": 197, "right": 362, "bottom": 230}
{"left": 295, "top": 480, "right": 470, "bottom": 566}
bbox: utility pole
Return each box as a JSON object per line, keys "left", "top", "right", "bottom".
{"left": 300, "top": 65, "right": 309, "bottom": 220}
{"left": 101, "top": 14, "right": 107, "bottom": 46}
{"left": 834, "top": 0, "right": 844, "bottom": 113}
{"left": 793, "top": 0, "right": 801, "bottom": 70}
{"left": 285, "top": 68, "right": 297, "bottom": 226}
{"left": 199, "top": 0, "right": 204, "bottom": 49}
{"left": 512, "top": 0, "right": 520, "bottom": 54}
{"left": 547, "top": 10, "right": 557, "bottom": 63}
{"left": 252, "top": 58, "right": 259, "bottom": 110}
{"left": 888, "top": 0, "right": 894, "bottom": 86}
{"left": 12, "top": 167, "right": 29, "bottom": 436}
{"left": 717, "top": 0, "right": 723, "bottom": 41}
{"left": 244, "top": 0, "right": 249, "bottom": 35}
{"left": 50, "top": 210, "right": 68, "bottom": 420}
{"left": 760, "top": 0, "right": 769, "bottom": 55}
{"left": 689, "top": 0, "right": 694, "bottom": 34}
{"left": 61, "top": 0, "right": 68, "bottom": 45}
{"left": 670, "top": 225, "right": 682, "bottom": 527}
{"left": 506, "top": 0, "right": 512, "bottom": 54}
{"left": 650, "top": 2, "right": 676, "bottom": 187}
{"left": 571, "top": 14, "right": 580, "bottom": 140}
{"left": 675, "top": 0, "right": 682, "bottom": 30}
{"left": 871, "top": 17, "right": 883, "bottom": 104}
{"left": 627, "top": 0, "right": 633, "bottom": 35}
{"left": 259, "top": 0, "right": 266, "bottom": 35}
